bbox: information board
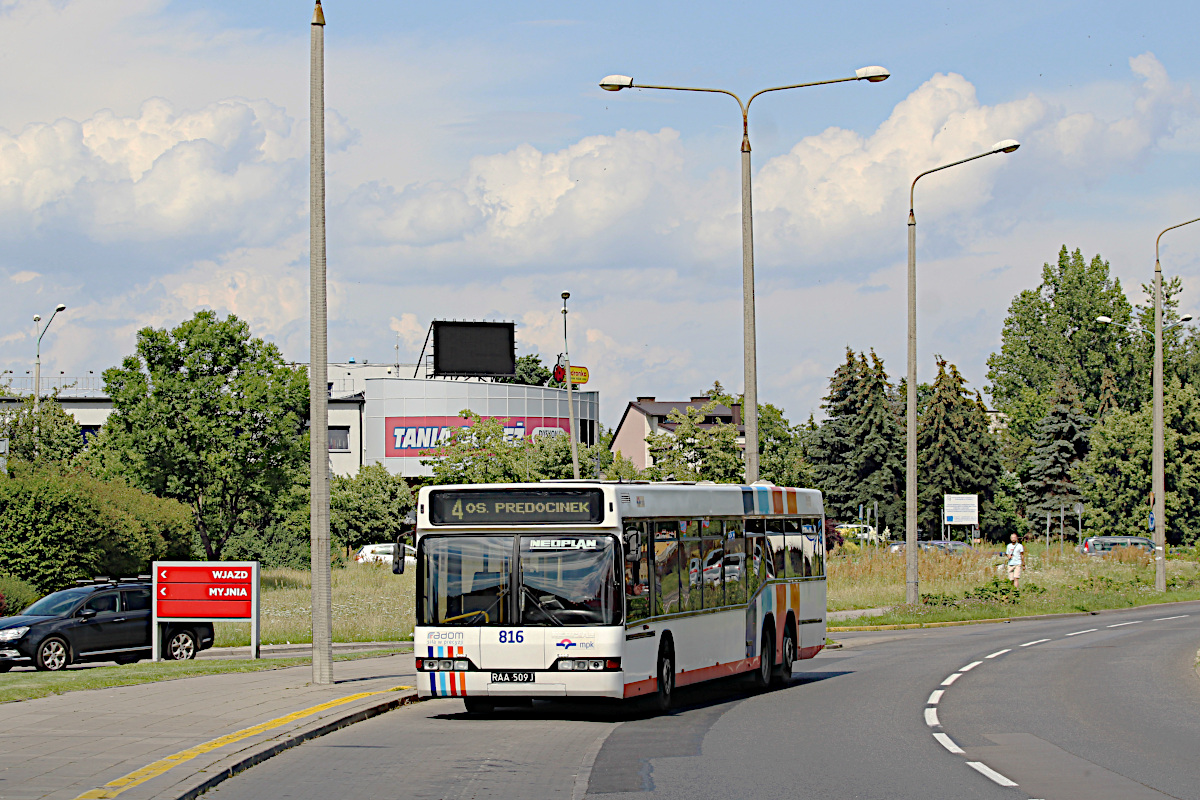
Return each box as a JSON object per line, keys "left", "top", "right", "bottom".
{"left": 943, "top": 494, "right": 979, "bottom": 526}
{"left": 152, "top": 560, "right": 260, "bottom": 660}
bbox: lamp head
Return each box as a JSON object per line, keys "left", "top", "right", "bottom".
{"left": 55, "top": 303, "right": 66, "bottom": 312}
{"left": 1096, "top": 316, "right": 1113, "bottom": 324}
{"left": 562, "top": 291, "right": 570, "bottom": 300}
{"left": 855, "top": 66, "right": 890, "bottom": 83}
{"left": 599, "top": 75, "right": 633, "bottom": 91}
{"left": 1180, "top": 314, "right": 1194, "bottom": 323}
{"left": 33, "top": 314, "right": 41, "bottom": 323}
{"left": 992, "top": 139, "right": 1020, "bottom": 154}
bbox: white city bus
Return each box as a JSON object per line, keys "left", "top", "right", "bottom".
{"left": 401, "top": 481, "right": 827, "bottom": 712}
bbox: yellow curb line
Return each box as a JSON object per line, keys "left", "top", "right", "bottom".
{"left": 829, "top": 618, "right": 1012, "bottom": 632}
{"left": 74, "top": 685, "right": 414, "bottom": 799}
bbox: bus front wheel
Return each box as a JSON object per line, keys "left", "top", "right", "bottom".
{"left": 654, "top": 641, "right": 675, "bottom": 713}
{"left": 753, "top": 625, "right": 774, "bottom": 690}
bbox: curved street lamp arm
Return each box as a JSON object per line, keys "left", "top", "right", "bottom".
{"left": 1155, "top": 216, "right": 1200, "bottom": 268}
{"left": 909, "top": 150, "right": 997, "bottom": 211}
{"left": 745, "top": 75, "right": 861, "bottom": 120}
{"left": 630, "top": 83, "right": 746, "bottom": 118}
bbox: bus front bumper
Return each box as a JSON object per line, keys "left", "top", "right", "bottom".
{"left": 417, "top": 670, "right": 625, "bottom": 700}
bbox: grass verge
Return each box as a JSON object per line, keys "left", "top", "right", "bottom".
{"left": 827, "top": 542, "right": 1200, "bottom": 627}
{"left": 215, "top": 564, "right": 415, "bottom": 647}
{"left": 0, "top": 648, "right": 409, "bottom": 705}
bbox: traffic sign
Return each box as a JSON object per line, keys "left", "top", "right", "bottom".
{"left": 1149, "top": 512, "right": 1155, "bottom": 532}
{"left": 152, "top": 560, "right": 260, "bottom": 660}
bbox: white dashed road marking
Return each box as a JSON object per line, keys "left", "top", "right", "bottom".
{"left": 1065, "top": 628, "right": 1096, "bottom": 636}
{"left": 960, "top": 660, "right": 983, "bottom": 672}
{"left": 925, "top": 708, "right": 940, "bottom": 727}
{"left": 940, "top": 673, "right": 962, "bottom": 686}
{"left": 1153, "top": 614, "right": 1188, "bottom": 621}
{"left": 1107, "top": 620, "right": 1141, "bottom": 628}
{"left": 966, "top": 761, "right": 1019, "bottom": 787}
{"left": 985, "top": 648, "right": 1011, "bottom": 658}
{"left": 1020, "top": 639, "right": 1050, "bottom": 647}
{"left": 933, "top": 733, "right": 964, "bottom": 754}
{"left": 927, "top": 689, "right": 944, "bottom": 705}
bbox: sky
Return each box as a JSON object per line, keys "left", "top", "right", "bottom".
{"left": 3, "top": 0, "right": 1200, "bottom": 428}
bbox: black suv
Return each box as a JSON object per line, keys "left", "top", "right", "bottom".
{"left": 0, "top": 578, "right": 214, "bottom": 672}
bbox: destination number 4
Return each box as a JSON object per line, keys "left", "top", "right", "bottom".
{"left": 450, "top": 499, "right": 487, "bottom": 520}
{"left": 498, "top": 630, "right": 524, "bottom": 644}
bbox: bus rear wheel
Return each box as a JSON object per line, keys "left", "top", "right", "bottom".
{"left": 463, "top": 697, "right": 495, "bottom": 714}
{"left": 753, "top": 625, "right": 774, "bottom": 690}
{"left": 776, "top": 623, "right": 796, "bottom": 685}
{"left": 654, "top": 642, "right": 675, "bottom": 713}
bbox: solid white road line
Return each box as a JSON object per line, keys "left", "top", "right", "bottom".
{"left": 966, "top": 761, "right": 1018, "bottom": 787}
{"left": 940, "top": 673, "right": 962, "bottom": 687}
{"left": 960, "top": 660, "right": 983, "bottom": 672}
{"left": 933, "top": 732, "right": 964, "bottom": 754}
{"left": 985, "top": 648, "right": 1011, "bottom": 659}
{"left": 1107, "top": 620, "right": 1142, "bottom": 628}
{"left": 1153, "top": 614, "right": 1188, "bottom": 621}
{"left": 924, "top": 707, "right": 940, "bottom": 727}
{"left": 1065, "top": 628, "right": 1097, "bottom": 636}
{"left": 927, "top": 689, "right": 944, "bottom": 705}
{"left": 1020, "top": 638, "right": 1051, "bottom": 647}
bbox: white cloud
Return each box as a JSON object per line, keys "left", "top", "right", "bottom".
{"left": 9, "top": 270, "right": 39, "bottom": 283}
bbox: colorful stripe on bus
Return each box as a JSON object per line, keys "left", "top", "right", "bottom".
{"left": 426, "top": 645, "right": 467, "bottom": 696}
{"left": 741, "top": 486, "right": 803, "bottom": 515}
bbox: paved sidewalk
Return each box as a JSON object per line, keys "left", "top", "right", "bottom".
{"left": 0, "top": 652, "right": 418, "bottom": 800}
{"left": 197, "top": 641, "right": 412, "bottom": 660}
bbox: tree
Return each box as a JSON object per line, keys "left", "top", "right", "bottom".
{"left": 758, "top": 403, "right": 816, "bottom": 489}
{"left": 1024, "top": 373, "right": 1091, "bottom": 517}
{"left": 807, "top": 349, "right": 866, "bottom": 519}
{"left": 496, "top": 354, "right": 552, "bottom": 387}
{"left": 845, "top": 351, "right": 904, "bottom": 531}
{"left": 331, "top": 463, "right": 414, "bottom": 553}
{"left": 1076, "top": 377, "right": 1200, "bottom": 545}
{"left": 986, "top": 246, "right": 1136, "bottom": 470}
{"left": 917, "top": 358, "right": 1002, "bottom": 536}
{"left": 0, "top": 394, "right": 84, "bottom": 465}
{"left": 645, "top": 401, "right": 743, "bottom": 482}
{"left": 422, "top": 412, "right": 541, "bottom": 484}
{"left": 99, "top": 311, "right": 309, "bottom": 560}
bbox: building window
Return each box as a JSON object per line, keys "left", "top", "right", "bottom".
{"left": 328, "top": 427, "right": 350, "bottom": 452}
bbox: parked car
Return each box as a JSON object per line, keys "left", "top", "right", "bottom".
{"left": 885, "top": 541, "right": 939, "bottom": 554}
{"left": 354, "top": 543, "right": 416, "bottom": 565}
{"left": 1078, "top": 536, "right": 1155, "bottom": 556}
{"left": 0, "top": 579, "right": 213, "bottom": 672}
{"left": 927, "top": 540, "right": 975, "bottom": 555}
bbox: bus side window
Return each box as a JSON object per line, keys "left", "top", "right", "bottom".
{"left": 625, "top": 522, "right": 651, "bottom": 623}
{"left": 803, "top": 518, "right": 825, "bottom": 576}
{"left": 785, "top": 518, "right": 808, "bottom": 577}
{"left": 723, "top": 520, "right": 746, "bottom": 605}
{"left": 767, "top": 519, "right": 787, "bottom": 579}
{"left": 654, "top": 524, "right": 679, "bottom": 616}
{"left": 701, "top": 533, "right": 724, "bottom": 609}
{"left": 680, "top": 525, "right": 702, "bottom": 612}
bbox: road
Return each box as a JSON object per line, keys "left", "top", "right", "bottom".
{"left": 207, "top": 602, "right": 1200, "bottom": 800}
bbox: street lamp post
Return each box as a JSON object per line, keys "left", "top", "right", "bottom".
{"left": 905, "top": 141, "right": 1019, "bottom": 605}
{"left": 562, "top": 291, "right": 581, "bottom": 480}
{"left": 33, "top": 303, "right": 67, "bottom": 418}
{"left": 600, "top": 66, "right": 891, "bottom": 482}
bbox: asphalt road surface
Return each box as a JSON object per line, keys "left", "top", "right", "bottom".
{"left": 207, "top": 601, "right": 1200, "bottom": 800}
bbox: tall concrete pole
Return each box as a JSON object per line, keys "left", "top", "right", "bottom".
{"left": 562, "top": 292, "right": 580, "bottom": 479}
{"left": 904, "top": 140, "right": 1019, "bottom": 606}
{"left": 905, "top": 210, "right": 918, "bottom": 604}
{"left": 309, "top": 0, "right": 333, "bottom": 685}
{"left": 740, "top": 132, "right": 759, "bottom": 483}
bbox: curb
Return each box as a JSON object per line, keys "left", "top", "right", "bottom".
{"left": 173, "top": 690, "right": 421, "bottom": 800}
{"left": 828, "top": 598, "right": 1200, "bottom": 632}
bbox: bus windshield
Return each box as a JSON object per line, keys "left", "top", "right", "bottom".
{"left": 519, "top": 535, "right": 620, "bottom": 626}
{"left": 421, "top": 536, "right": 513, "bottom": 626}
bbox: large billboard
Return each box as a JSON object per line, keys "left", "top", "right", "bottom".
{"left": 432, "top": 321, "right": 516, "bottom": 377}
{"left": 385, "top": 415, "right": 572, "bottom": 457}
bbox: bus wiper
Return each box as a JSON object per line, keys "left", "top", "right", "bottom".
{"left": 521, "top": 585, "right": 564, "bottom": 626}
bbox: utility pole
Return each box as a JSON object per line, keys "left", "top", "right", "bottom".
{"left": 309, "top": 0, "right": 333, "bottom": 685}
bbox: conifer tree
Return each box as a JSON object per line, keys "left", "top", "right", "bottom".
{"left": 807, "top": 349, "right": 865, "bottom": 520}
{"left": 1024, "top": 373, "right": 1091, "bottom": 517}
{"left": 917, "top": 358, "right": 1002, "bottom": 536}
{"left": 846, "top": 351, "right": 904, "bottom": 531}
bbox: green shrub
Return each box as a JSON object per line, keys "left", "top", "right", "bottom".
{"left": 0, "top": 466, "right": 194, "bottom": 592}
{"left": 0, "top": 573, "right": 42, "bottom": 615}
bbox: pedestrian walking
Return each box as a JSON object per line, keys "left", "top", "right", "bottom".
{"left": 1005, "top": 533, "right": 1025, "bottom": 589}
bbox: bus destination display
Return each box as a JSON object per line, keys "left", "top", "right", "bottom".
{"left": 429, "top": 490, "right": 604, "bottom": 525}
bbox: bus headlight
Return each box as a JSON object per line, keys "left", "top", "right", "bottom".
{"left": 453, "top": 659, "right": 469, "bottom": 670}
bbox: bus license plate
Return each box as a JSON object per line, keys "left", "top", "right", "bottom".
{"left": 490, "top": 671, "right": 535, "bottom": 683}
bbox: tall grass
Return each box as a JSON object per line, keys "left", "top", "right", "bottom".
{"left": 215, "top": 563, "right": 416, "bottom": 647}
{"left": 828, "top": 542, "right": 1200, "bottom": 624}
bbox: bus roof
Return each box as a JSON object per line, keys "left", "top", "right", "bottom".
{"left": 417, "top": 481, "right": 823, "bottom": 521}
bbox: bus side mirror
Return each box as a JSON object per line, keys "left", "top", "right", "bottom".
{"left": 392, "top": 537, "right": 406, "bottom": 575}
{"left": 625, "top": 531, "right": 642, "bottom": 562}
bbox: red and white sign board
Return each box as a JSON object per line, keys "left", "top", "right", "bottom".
{"left": 152, "top": 561, "right": 260, "bottom": 660}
